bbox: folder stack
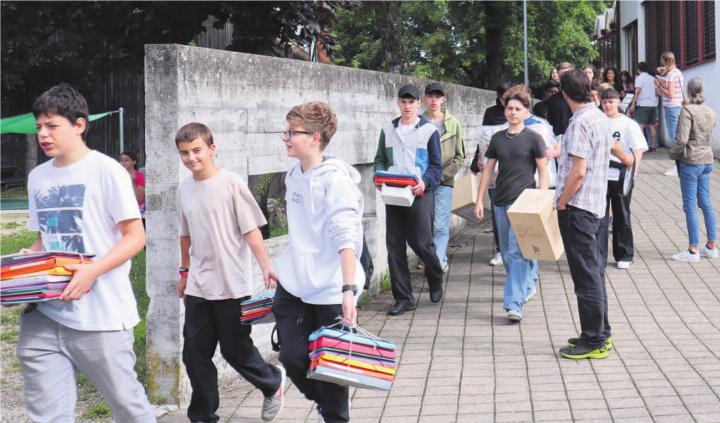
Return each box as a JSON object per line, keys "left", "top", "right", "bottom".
{"left": 373, "top": 171, "right": 422, "bottom": 197}
{"left": 307, "top": 325, "right": 398, "bottom": 391}
{"left": 0, "top": 252, "right": 94, "bottom": 305}
{"left": 240, "top": 296, "right": 274, "bottom": 325}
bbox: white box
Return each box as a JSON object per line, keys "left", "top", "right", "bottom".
{"left": 381, "top": 184, "right": 415, "bottom": 207}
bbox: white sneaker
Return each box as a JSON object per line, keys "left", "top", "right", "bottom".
{"left": 700, "top": 245, "right": 719, "bottom": 258}
{"left": 507, "top": 310, "right": 523, "bottom": 321}
{"left": 489, "top": 253, "right": 503, "bottom": 266}
{"left": 261, "top": 365, "right": 286, "bottom": 421}
{"left": 672, "top": 249, "right": 700, "bottom": 263}
{"left": 442, "top": 264, "right": 450, "bottom": 273}
{"left": 616, "top": 261, "right": 632, "bottom": 269}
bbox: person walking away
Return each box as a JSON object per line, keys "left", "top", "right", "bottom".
{"left": 668, "top": 77, "right": 718, "bottom": 262}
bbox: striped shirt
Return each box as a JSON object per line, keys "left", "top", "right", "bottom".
{"left": 662, "top": 68, "right": 684, "bottom": 108}
{"left": 554, "top": 103, "right": 613, "bottom": 218}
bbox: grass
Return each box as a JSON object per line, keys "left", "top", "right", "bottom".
{"left": 130, "top": 249, "right": 148, "bottom": 386}
{"left": 379, "top": 270, "right": 392, "bottom": 293}
{"left": 0, "top": 186, "right": 28, "bottom": 200}
{"left": 1, "top": 222, "right": 21, "bottom": 230}
{"left": 269, "top": 224, "right": 289, "bottom": 238}
{"left": 80, "top": 401, "right": 112, "bottom": 419}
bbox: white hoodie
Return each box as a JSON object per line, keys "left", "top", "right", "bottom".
{"left": 275, "top": 155, "right": 365, "bottom": 305}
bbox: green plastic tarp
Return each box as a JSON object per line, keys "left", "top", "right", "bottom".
{"left": 0, "top": 111, "right": 113, "bottom": 135}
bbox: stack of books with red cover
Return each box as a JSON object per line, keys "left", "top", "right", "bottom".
{"left": 0, "top": 252, "right": 93, "bottom": 305}
{"left": 307, "top": 325, "right": 398, "bottom": 391}
{"left": 240, "top": 295, "right": 274, "bottom": 325}
{"left": 373, "top": 171, "right": 422, "bottom": 196}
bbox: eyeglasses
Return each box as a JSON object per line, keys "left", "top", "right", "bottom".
{"left": 280, "top": 130, "right": 312, "bottom": 141}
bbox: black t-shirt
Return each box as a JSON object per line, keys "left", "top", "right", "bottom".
{"left": 485, "top": 128, "right": 546, "bottom": 206}
{"left": 545, "top": 91, "right": 572, "bottom": 135}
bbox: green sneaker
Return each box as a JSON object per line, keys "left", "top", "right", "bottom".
{"left": 566, "top": 336, "right": 613, "bottom": 351}
{"left": 559, "top": 343, "right": 609, "bottom": 359}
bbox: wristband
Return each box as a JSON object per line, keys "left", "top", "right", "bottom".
{"left": 179, "top": 267, "right": 189, "bottom": 278}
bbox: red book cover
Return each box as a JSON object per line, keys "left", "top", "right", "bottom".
{"left": 309, "top": 337, "right": 396, "bottom": 360}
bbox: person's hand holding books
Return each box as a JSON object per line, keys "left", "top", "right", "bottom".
{"left": 61, "top": 262, "right": 100, "bottom": 301}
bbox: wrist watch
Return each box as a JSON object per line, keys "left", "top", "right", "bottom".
{"left": 342, "top": 284, "right": 358, "bottom": 296}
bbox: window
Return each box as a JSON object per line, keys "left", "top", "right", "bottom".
{"left": 644, "top": 0, "right": 716, "bottom": 69}
{"left": 685, "top": 1, "right": 699, "bottom": 66}
{"left": 703, "top": 0, "right": 716, "bottom": 60}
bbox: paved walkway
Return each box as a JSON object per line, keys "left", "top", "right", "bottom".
{"left": 161, "top": 154, "right": 720, "bottom": 423}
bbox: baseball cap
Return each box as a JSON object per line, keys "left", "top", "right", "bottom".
{"left": 424, "top": 82, "right": 445, "bottom": 96}
{"left": 398, "top": 84, "right": 421, "bottom": 100}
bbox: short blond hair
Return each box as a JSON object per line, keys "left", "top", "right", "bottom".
{"left": 286, "top": 101, "right": 338, "bottom": 149}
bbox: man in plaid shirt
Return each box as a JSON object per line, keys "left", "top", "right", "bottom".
{"left": 554, "top": 69, "right": 614, "bottom": 360}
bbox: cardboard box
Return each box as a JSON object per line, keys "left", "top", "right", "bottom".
{"left": 507, "top": 189, "right": 564, "bottom": 261}
{"left": 381, "top": 184, "right": 415, "bottom": 207}
{"left": 451, "top": 172, "right": 491, "bottom": 220}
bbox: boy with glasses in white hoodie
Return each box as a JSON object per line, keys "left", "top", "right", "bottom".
{"left": 274, "top": 101, "right": 365, "bottom": 423}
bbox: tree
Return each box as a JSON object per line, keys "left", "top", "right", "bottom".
{"left": 332, "top": 0, "right": 608, "bottom": 91}
{"left": 1, "top": 1, "right": 354, "bottom": 112}
{"left": 371, "top": 2, "right": 407, "bottom": 74}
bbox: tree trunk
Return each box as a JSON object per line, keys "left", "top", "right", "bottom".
{"left": 484, "top": 1, "right": 506, "bottom": 89}
{"left": 372, "top": 2, "right": 407, "bottom": 74}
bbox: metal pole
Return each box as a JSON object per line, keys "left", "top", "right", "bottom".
{"left": 118, "top": 107, "right": 125, "bottom": 155}
{"left": 523, "top": 0, "right": 529, "bottom": 86}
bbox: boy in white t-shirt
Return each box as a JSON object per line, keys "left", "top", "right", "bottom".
{"left": 601, "top": 88, "right": 648, "bottom": 269}
{"left": 175, "top": 122, "right": 285, "bottom": 422}
{"left": 628, "top": 62, "right": 659, "bottom": 152}
{"left": 19, "top": 84, "right": 155, "bottom": 422}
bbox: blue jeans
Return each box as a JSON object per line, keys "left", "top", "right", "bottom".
{"left": 433, "top": 185, "right": 453, "bottom": 268}
{"left": 664, "top": 106, "right": 681, "bottom": 147}
{"left": 494, "top": 204, "right": 537, "bottom": 313}
{"left": 679, "top": 163, "right": 717, "bottom": 246}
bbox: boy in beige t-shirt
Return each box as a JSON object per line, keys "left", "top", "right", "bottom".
{"left": 175, "top": 122, "right": 285, "bottom": 422}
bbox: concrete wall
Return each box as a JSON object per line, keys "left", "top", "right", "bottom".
{"left": 144, "top": 44, "right": 496, "bottom": 404}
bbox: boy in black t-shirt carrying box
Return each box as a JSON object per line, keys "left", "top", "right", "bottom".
{"left": 474, "top": 86, "right": 549, "bottom": 322}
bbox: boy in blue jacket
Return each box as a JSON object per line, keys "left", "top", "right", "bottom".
{"left": 374, "top": 84, "right": 444, "bottom": 316}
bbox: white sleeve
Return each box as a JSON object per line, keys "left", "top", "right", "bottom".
{"left": 628, "top": 120, "right": 648, "bottom": 152}
{"left": 324, "top": 172, "right": 363, "bottom": 253}
{"left": 103, "top": 161, "right": 142, "bottom": 224}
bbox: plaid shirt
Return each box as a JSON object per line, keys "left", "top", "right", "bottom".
{"left": 554, "top": 103, "right": 612, "bottom": 218}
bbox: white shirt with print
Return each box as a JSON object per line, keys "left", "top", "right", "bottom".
{"left": 608, "top": 114, "right": 648, "bottom": 182}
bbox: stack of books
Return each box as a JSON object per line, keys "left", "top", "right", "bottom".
{"left": 240, "top": 295, "right": 274, "bottom": 325}
{"left": 307, "top": 325, "right": 398, "bottom": 391}
{"left": 373, "top": 171, "right": 421, "bottom": 195}
{"left": 1, "top": 252, "right": 93, "bottom": 305}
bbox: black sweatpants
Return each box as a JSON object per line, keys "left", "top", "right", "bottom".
{"left": 273, "top": 284, "right": 349, "bottom": 423}
{"left": 600, "top": 167, "right": 635, "bottom": 263}
{"left": 385, "top": 190, "right": 444, "bottom": 304}
{"left": 558, "top": 206, "right": 611, "bottom": 349}
{"left": 182, "top": 295, "right": 281, "bottom": 422}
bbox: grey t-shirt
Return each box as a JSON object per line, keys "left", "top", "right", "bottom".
{"left": 432, "top": 121, "right": 446, "bottom": 137}
{"left": 485, "top": 128, "right": 546, "bottom": 206}
{"left": 178, "top": 169, "right": 267, "bottom": 300}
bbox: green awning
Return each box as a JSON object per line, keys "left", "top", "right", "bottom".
{"left": 0, "top": 111, "right": 114, "bottom": 135}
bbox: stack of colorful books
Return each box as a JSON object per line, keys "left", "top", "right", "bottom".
{"left": 240, "top": 295, "right": 274, "bottom": 325}
{"left": 307, "top": 325, "right": 398, "bottom": 391}
{"left": 1, "top": 252, "right": 93, "bottom": 305}
{"left": 373, "top": 171, "right": 421, "bottom": 195}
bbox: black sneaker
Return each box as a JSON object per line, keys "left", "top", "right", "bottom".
{"left": 566, "top": 336, "right": 613, "bottom": 351}
{"left": 559, "top": 342, "right": 609, "bottom": 359}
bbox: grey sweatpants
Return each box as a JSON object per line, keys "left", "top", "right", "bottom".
{"left": 16, "top": 309, "right": 155, "bottom": 423}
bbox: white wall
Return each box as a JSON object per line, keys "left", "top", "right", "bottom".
{"left": 618, "top": 0, "right": 643, "bottom": 73}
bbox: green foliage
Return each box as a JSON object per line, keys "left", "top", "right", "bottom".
{"left": 333, "top": 0, "right": 607, "bottom": 89}
{"left": 269, "top": 224, "right": 289, "bottom": 238}
{"left": 130, "top": 249, "right": 148, "bottom": 386}
{"left": 0, "top": 230, "right": 36, "bottom": 255}
{"left": 0, "top": 186, "right": 28, "bottom": 200}
{"left": 379, "top": 271, "right": 392, "bottom": 294}
{"left": 81, "top": 401, "right": 112, "bottom": 419}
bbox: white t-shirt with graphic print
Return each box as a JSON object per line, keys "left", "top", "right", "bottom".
{"left": 27, "top": 150, "right": 142, "bottom": 331}
{"left": 608, "top": 114, "right": 648, "bottom": 182}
